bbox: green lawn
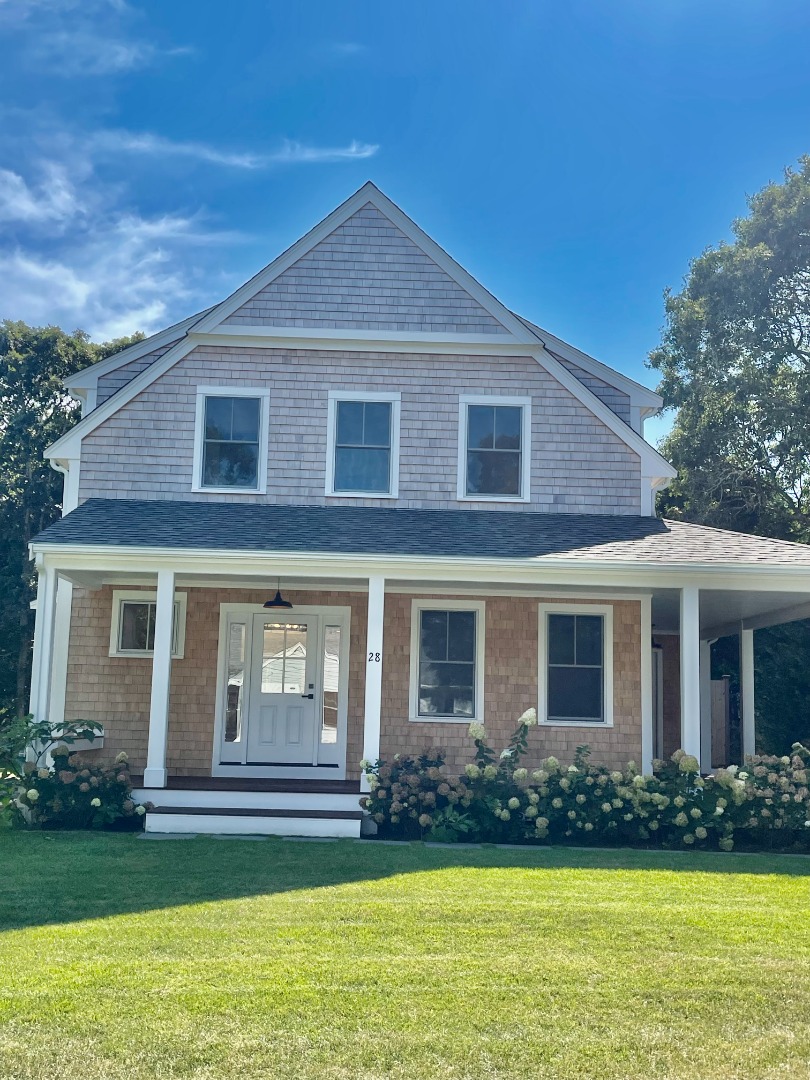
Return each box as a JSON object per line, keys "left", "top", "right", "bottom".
{"left": 1, "top": 834, "right": 810, "bottom": 1080}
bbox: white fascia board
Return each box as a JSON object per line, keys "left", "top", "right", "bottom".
{"left": 193, "top": 182, "right": 536, "bottom": 344}
{"left": 516, "top": 315, "right": 663, "bottom": 410}
{"left": 29, "top": 542, "right": 810, "bottom": 592}
{"left": 195, "top": 325, "right": 527, "bottom": 346}
{"left": 525, "top": 345, "right": 675, "bottom": 479}
{"left": 44, "top": 336, "right": 199, "bottom": 460}
{"left": 63, "top": 307, "right": 213, "bottom": 390}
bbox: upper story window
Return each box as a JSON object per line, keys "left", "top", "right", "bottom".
{"left": 537, "top": 604, "right": 614, "bottom": 726}
{"left": 326, "top": 391, "right": 401, "bottom": 497}
{"left": 192, "top": 387, "right": 270, "bottom": 493}
{"left": 409, "top": 600, "right": 485, "bottom": 723}
{"left": 458, "top": 396, "right": 531, "bottom": 501}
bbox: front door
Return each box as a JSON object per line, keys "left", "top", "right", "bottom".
{"left": 246, "top": 614, "right": 319, "bottom": 764}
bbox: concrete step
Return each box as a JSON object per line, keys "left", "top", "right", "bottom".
{"left": 133, "top": 787, "right": 362, "bottom": 814}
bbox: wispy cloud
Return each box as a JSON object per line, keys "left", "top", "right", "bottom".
{"left": 89, "top": 131, "right": 379, "bottom": 169}
{"left": 0, "top": 0, "right": 192, "bottom": 76}
{"left": 0, "top": 163, "right": 79, "bottom": 224}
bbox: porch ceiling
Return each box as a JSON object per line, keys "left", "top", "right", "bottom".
{"left": 651, "top": 588, "right": 810, "bottom": 637}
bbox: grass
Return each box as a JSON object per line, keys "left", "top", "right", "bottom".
{"left": 1, "top": 835, "right": 810, "bottom": 1080}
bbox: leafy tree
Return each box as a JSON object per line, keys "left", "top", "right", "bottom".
{"left": 650, "top": 157, "right": 810, "bottom": 752}
{"left": 0, "top": 322, "right": 142, "bottom": 719}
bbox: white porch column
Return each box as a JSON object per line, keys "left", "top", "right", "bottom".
{"left": 29, "top": 562, "right": 58, "bottom": 724}
{"left": 740, "top": 627, "right": 756, "bottom": 759}
{"left": 144, "top": 569, "right": 175, "bottom": 788}
{"left": 361, "top": 575, "right": 385, "bottom": 793}
{"left": 699, "top": 640, "right": 712, "bottom": 772}
{"left": 640, "top": 594, "right": 653, "bottom": 775}
{"left": 679, "top": 585, "right": 701, "bottom": 760}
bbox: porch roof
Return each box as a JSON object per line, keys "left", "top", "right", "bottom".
{"left": 32, "top": 498, "right": 810, "bottom": 568}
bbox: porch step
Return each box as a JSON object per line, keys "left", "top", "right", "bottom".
{"left": 133, "top": 786, "right": 362, "bottom": 814}
{"left": 131, "top": 775, "right": 361, "bottom": 794}
{"left": 145, "top": 806, "right": 362, "bottom": 838}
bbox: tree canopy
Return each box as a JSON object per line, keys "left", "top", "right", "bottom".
{"left": 650, "top": 158, "right": 810, "bottom": 751}
{"left": 0, "top": 322, "right": 142, "bottom": 718}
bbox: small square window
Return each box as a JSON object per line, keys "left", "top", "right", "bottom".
{"left": 110, "top": 592, "right": 187, "bottom": 658}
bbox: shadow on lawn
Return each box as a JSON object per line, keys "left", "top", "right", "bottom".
{"left": 1, "top": 831, "right": 809, "bottom": 933}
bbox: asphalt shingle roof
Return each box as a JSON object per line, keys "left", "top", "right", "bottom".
{"left": 31, "top": 498, "right": 810, "bottom": 568}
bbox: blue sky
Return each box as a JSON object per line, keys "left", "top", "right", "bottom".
{"left": 2, "top": 1, "right": 810, "bottom": 444}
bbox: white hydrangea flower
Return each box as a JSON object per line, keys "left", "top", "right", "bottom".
{"left": 26, "top": 789, "right": 39, "bottom": 802}
{"left": 90, "top": 798, "right": 101, "bottom": 808}
{"left": 468, "top": 722, "right": 487, "bottom": 741}
{"left": 513, "top": 767, "right": 528, "bottom": 783}
{"left": 567, "top": 765, "right": 578, "bottom": 774}
{"left": 135, "top": 805, "right": 146, "bottom": 816}
{"left": 518, "top": 708, "right": 538, "bottom": 727}
{"left": 507, "top": 797, "right": 520, "bottom": 810}
{"left": 464, "top": 764, "right": 481, "bottom": 780}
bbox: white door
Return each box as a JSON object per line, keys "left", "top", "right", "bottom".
{"left": 246, "top": 614, "right": 320, "bottom": 764}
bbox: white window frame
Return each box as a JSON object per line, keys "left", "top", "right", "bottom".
{"left": 325, "top": 390, "right": 401, "bottom": 498}
{"left": 408, "top": 599, "right": 486, "bottom": 724}
{"left": 537, "top": 603, "right": 614, "bottom": 727}
{"left": 109, "top": 590, "right": 188, "bottom": 659}
{"left": 192, "top": 386, "right": 270, "bottom": 494}
{"left": 457, "top": 395, "right": 532, "bottom": 502}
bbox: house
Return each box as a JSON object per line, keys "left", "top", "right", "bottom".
{"left": 29, "top": 182, "right": 810, "bottom": 837}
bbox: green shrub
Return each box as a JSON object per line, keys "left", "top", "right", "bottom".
{"left": 361, "top": 712, "right": 810, "bottom": 852}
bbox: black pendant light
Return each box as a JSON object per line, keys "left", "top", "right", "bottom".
{"left": 264, "top": 577, "right": 293, "bottom": 610}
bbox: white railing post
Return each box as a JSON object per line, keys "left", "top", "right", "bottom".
{"left": 740, "top": 627, "right": 756, "bottom": 760}
{"left": 361, "top": 576, "right": 385, "bottom": 793}
{"left": 144, "top": 569, "right": 175, "bottom": 788}
{"left": 679, "top": 585, "right": 701, "bottom": 760}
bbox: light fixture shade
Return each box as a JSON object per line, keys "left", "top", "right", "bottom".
{"left": 263, "top": 588, "right": 293, "bottom": 609}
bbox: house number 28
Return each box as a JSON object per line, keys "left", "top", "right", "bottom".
{"left": 368, "top": 651, "right": 381, "bottom": 662}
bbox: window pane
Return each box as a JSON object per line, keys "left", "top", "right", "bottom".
{"left": 334, "top": 446, "right": 390, "bottom": 492}
{"left": 447, "top": 610, "right": 475, "bottom": 662}
{"left": 204, "top": 396, "right": 232, "bottom": 440}
{"left": 576, "top": 615, "right": 603, "bottom": 666}
{"left": 225, "top": 623, "right": 245, "bottom": 742}
{"left": 261, "top": 623, "right": 308, "bottom": 694}
{"left": 467, "top": 449, "right": 520, "bottom": 496}
{"left": 548, "top": 614, "right": 575, "bottom": 666}
{"left": 336, "top": 400, "right": 364, "bottom": 445}
{"left": 494, "top": 406, "right": 522, "bottom": 450}
{"left": 467, "top": 404, "right": 494, "bottom": 450}
{"left": 202, "top": 441, "right": 259, "bottom": 488}
{"left": 120, "top": 602, "right": 151, "bottom": 651}
{"left": 321, "top": 625, "right": 340, "bottom": 744}
{"left": 419, "top": 610, "right": 448, "bottom": 662}
{"left": 548, "top": 666, "right": 602, "bottom": 721}
{"left": 419, "top": 662, "right": 475, "bottom": 717}
{"left": 261, "top": 624, "right": 287, "bottom": 693}
{"left": 362, "top": 402, "right": 391, "bottom": 447}
{"left": 231, "top": 397, "right": 260, "bottom": 441}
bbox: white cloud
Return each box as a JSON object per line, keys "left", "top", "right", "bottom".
{"left": 0, "top": 163, "right": 79, "bottom": 223}
{"left": 89, "top": 130, "right": 379, "bottom": 169}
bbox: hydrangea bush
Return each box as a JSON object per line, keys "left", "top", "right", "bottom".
{"left": 361, "top": 710, "right": 810, "bottom": 852}
{"left": 13, "top": 746, "right": 151, "bottom": 830}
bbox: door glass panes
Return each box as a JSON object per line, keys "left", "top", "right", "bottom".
{"left": 202, "top": 395, "right": 261, "bottom": 488}
{"left": 466, "top": 404, "right": 523, "bottom": 496}
{"left": 418, "top": 609, "right": 476, "bottom": 717}
{"left": 547, "top": 613, "right": 604, "bottom": 722}
{"left": 334, "top": 400, "right": 392, "bottom": 492}
{"left": 225, "top": 622, "right": 245, "bottom": 742}
{"left": 261, "top": 623, "right": 308, "bottom": 694}
{"left": 321, "top": 625, "right": 340, "bottom": 744}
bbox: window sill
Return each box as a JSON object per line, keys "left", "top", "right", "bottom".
{"left": 326, "top": 490, "right": 398, "bottom": 499}
{"left": 191, "top": 485, "right": 265, "bottom": 495}
{"left": 110, "top": 650, "right": 184, "bottom": 660}
{"left": 457, "top": 494, "right": 530, "bottom": 503}
{"left": 538, "top": 719, "right": 614, "bottom": 729}
{"left": 408, "top": 716, "right": 480, "bottom": 725}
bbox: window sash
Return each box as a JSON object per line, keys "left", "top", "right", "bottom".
{"left": 200, "top": 395, "right": 262, "bottom": 490}
{"left": 117, "top": 601, "right": 180, "bottom": 655}
{"left": 333, "top": 400, "right": 393, "bottom": 493}
{"left": 417, "top": 609, "right": 477, "bottom": 718}
{"left": 546, "top": 613, "right": 605, "bottom": 722}
{"left": 465, "top": 404, "right": 524, "bottom": 497}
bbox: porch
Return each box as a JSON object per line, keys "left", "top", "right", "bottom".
{"left": 29, "top": 499, "right": 810, "bottom": 835}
